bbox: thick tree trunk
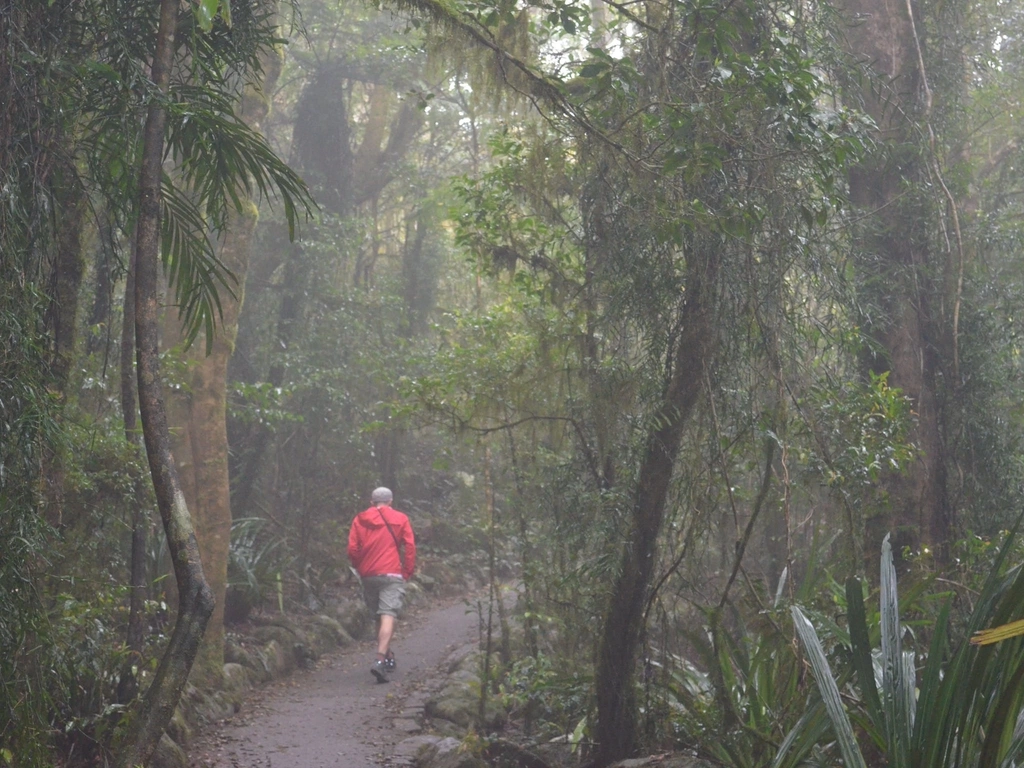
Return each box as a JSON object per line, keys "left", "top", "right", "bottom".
{"left": 113, "top": 0, "right": 215, "bottom": 763}
{"left": 231, "top": 66, "right": 326, "bottom": 514}
{"left": 594, "top": 249, "right": 717, "bottom": 766}
{"left": 164, "top": 38, "right": 281, "bottom": 684}
{"left": 231, "top": 68, "right": 423, "bottom": 511}
{"left": 165, "top": 199, "right": 257, "bottom": 683}
{"left": 841, "top": 0, "right": 952, "bottom": 565}
{"left": 230, "top": 236, "right": 309, "bottom": 516}
{"left": 231, "top": 67, "right": 326, "bottom": 513}
{"left": 860, "top": 241, "right": 950, "bottom": 563}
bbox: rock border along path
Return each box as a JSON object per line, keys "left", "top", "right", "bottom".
{"left": 188, "top": 596, "right": 481, "bottom": 768}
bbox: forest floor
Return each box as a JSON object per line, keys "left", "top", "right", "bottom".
{"left": 186, "top": 593, "right": 481, "bottom": 768}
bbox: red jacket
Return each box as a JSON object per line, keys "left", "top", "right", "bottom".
{"left": 347, "top": 504, "right": 416, "bottom": 581}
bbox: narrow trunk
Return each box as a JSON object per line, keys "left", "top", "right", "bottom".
{"left": 116, "top": 241, "right": 151, "bottom": 705}
{"left": 47, "top": 161, "right": 86, "bottom": 391}
{"left": 86, "top": 215, "right": 116, "bottom": 356}
{"left": 113, "top": 0, "right": 215, "bottom": 763}
{"left": 41, "top": 160, "right": 86, "bottom": 527}
{"left": 594, "top": 250, "right": 717, "bottom": 765}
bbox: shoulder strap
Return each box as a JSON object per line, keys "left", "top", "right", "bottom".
{"left": 377, "top": 507, "right": 405, "bottom": 570}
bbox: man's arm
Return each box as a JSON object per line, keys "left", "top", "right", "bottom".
{"left": 401, "top": 520, "right": 416, "bottom": 581}
{"left": 347, "top": 520, "right": 362, "bottom": 570}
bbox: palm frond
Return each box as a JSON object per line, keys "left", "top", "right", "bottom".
{"left": 165, "top": 84, "right": 314, "bottom": 239}
{"left": 160, "top": 176, "right": 234, "bottom": 350}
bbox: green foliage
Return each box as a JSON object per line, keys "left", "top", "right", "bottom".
{"left": 229, "top": 381, "right": 304, "bottom": 429}
{"left": 85, "top": 12, "right": 313, "bottom": 350}
{"left": 1, "top": 0, "right": 313, "bottom": 758}
{"left": 0, "top": 497, "right": 58, "bottom": 765}
{"left": 499, "top": 652, "right": 593, "bottom": 741}
{"left": 0, "top": 384, "right": 163, "bottom": 761}
{"left": 162, "top": 83, "right": 312, "bottom": 351}
{"left": 0, "top": 262, "right": 64, "bottom": 765}
{"left": 944, "top": 262, "right": 1024, "bottom": 534}
{"left": 784, "top": 532, "right": 1024, "bottom": 768}
{"left": 801, "top": 371, "right": 916, "bottom": 491}
{"left": 48, "top": 590, "right": 168, "bottom": 763}
{"left": 665, "top": 614, "right": 807, "bottom": 768}
{"left": 640, "top": 544, "right": 836, "bottom": 768}
{"left": 226, "top": 518, "right": 292, "bottom": 623}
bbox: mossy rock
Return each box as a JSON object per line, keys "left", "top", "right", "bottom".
{"left": 252, "top": 623, "right": 299, "bottom": 648}
{"left": 415, "top": 736, "right": 487, "bottom": 768}
{"left": 224, "top": 636, "right": 255, "bottom": 667}
{"left": 311, "top": 614, "right": 353, "bottom": 648}
{"left": 150, "top": 733, "right": 188, "bottom": 768}
{"left": 334, "top": 598, "right": 373, "bottom": 639}
{"left": 416, "top": 572, "right": 437, "bottom": 591}
{"left": 165, "top": 707, "right": 192, "bottom": 749}
{"left": 610, "top": 757, "right": 716, "bottom": 768}
{"left": 193, "top": 688, "right": 241, "bottom": 724}
{"left": 260, "top": 638, "right": 294, "bottom": 678}
{"left": 242, "top": 644, "right": 274, "bottom": 684}
{"left": 443, "top": 644, "right": 479, "bottom": 675}
{"left": 223, "top": 662, "right": 250, "bottom": 693}
{"left": 425, "top": 680, "right": 507, "bottom": 731}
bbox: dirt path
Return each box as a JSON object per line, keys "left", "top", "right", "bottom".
{"left": 188, "top": 596, "right": 480, "bottom": 768}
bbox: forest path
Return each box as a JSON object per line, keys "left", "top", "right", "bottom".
{"left": 187, "top": 594, "right": 480, "bottom": 768}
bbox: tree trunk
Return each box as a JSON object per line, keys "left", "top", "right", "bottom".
{"left": 164, "top": 199, "right": 258, "bottom": 683}
{"left": 163, "top": 34, "right": 281, "bottom": 684}
{"left": 47, "top": 160, "right": 86, "bottom": 391}
{"left": 594, "top": 249, "right": 717, "bottom": 766}
{"left": 231, "top": 67, "right": 347, "bottom": 514}
{"left": 40, "top": 159, "right": 86, "bottom": 527}
{"left": 87, "top": 214, "right": 117, "bottom": 356}
{"left": 230, "top": 234, "right": 311, "bottom": 516}
{"left": 841, "top": 0, "right": 952, "bottom": 565}
{"left": 116, "top": 236, "right": 152, "bottom": 706}
{"left": 113, "top": 0, "right": 215, "bottom": 763}
{"left": 230, "top": 67, "right": 423, "bottom": 511}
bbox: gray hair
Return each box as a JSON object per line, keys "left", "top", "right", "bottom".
{"left": 371, "top": 487, "right": 393, "bottom": 505}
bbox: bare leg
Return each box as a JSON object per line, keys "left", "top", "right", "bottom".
{"left": 376, "top": 614, "right": 396, "bottom": 658}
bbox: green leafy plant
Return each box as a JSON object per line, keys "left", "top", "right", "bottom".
{"left": 783, "top": 531, "right": 1024, "bottom": 768}
{"left": 226, "top": 517, "right": 290, "bottom": 623}
{"left": 648, "top": 536, "right": 841, "bottom": 768}
{"left": 658, "top": 608, "right": 806, "bottom": 768}
{"left": 498, "top": 652, "right": 593, "bottom": 742}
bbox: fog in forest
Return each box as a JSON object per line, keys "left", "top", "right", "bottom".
{"left": 4, "top": 0, "right": 1024, "bottom": 764}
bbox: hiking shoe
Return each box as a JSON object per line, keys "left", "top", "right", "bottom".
{"left": 384, "top": 653, "right": 396, "bottom": 672}
{"left": 371, "top": 659, "right": 389, "bottom": 683}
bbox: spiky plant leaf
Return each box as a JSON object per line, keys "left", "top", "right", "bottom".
{"left": 911, "top": 598, "right": 950, "bottom": 768}
{"left": 879, "top": 534, "right": 912, "bottom": 768}
{"left": 846, "top": 575, "right": 883, "bottom": 733}
{"left": 972, "top": 618, "right": 1024, "bottom": 647}
{"left": 791, "top": 606, "right": 868, "bottom": 768}
{"left": 772, "top": 702, "right": 830, "bottom": 768}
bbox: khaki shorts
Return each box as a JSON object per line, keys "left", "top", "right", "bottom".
{"left": 361, "top": 575, "right": 406, "bottom": 617}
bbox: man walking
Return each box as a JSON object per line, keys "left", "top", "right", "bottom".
{"left": 347, "top": 487, "right": 416, "bottom": 683}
